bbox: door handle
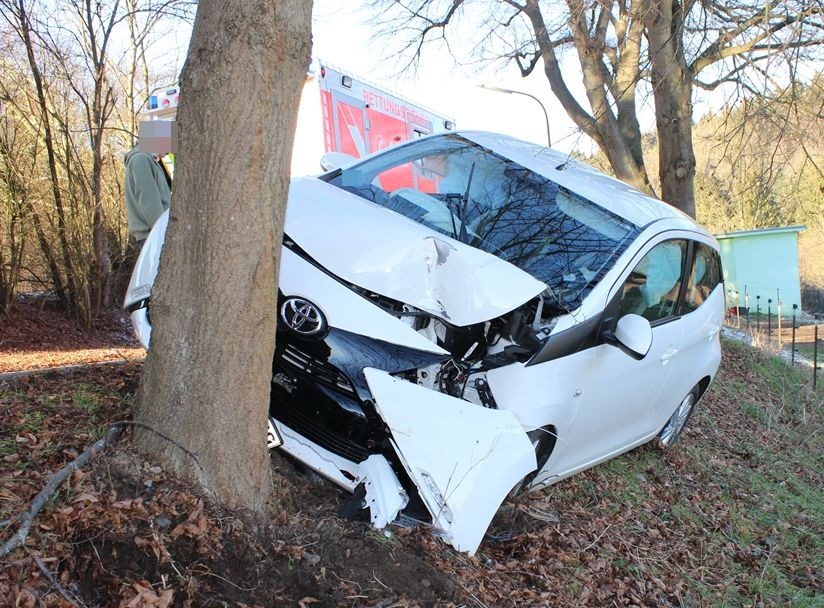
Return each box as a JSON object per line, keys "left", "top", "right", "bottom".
{"left": 660, "top": 348, "right": 678, "bottom": 363}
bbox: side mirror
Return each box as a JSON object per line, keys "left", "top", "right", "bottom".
{"left": 320, "top": 151, "right": 357, "bottom": 172}
{"left": 613, "top": 314, "right": 652, "bottom": 359}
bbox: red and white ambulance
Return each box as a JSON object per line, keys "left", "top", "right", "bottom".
{"left": 143, "top": 61, "right": 454, "bottom": 177}
{"left": 291, "top": 60, "right": 454, "bottom": 175}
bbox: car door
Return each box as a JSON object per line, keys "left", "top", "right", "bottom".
{"left": 649, "top": 241, "right": 724, "bottom": 427}
{"left": 548, "top": 238, "right": 690, "bottom": 478}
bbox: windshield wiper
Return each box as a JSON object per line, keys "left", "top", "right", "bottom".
{"left": 443, "top": 162, "right": 476, "bottom": 243}
{"left": 458, "top": 162, "right": 476, "bottom": 244}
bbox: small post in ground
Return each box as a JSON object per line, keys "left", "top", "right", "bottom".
{"left": 756, "top": 295, "right": 761, "bottom": 334}
{"left": 735, "top": 290, "right": 741, "bottom": 327}
{"left": 791, "top": 304, "right": 798, "bottom": 365}
{"left": 814, "top": 318, "right": 819, "bottom": 390}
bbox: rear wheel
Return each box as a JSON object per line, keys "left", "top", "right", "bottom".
{"left": 658, "top": 386, "right": 699, "bottom": 447}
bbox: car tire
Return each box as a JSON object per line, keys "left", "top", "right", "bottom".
{"left": 657, "top": 385, "right": 699, "bottom": 448}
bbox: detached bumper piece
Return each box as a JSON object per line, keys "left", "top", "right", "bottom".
{"left": 364, "top": 368, "right": 536, "bottom": 554}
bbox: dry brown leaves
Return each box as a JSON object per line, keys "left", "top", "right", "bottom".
{"left": 1, "top": 300, "right": 820, "bottom": 607}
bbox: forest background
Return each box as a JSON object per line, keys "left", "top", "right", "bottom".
{"left": 1, "top": 0, "right": 823, "bottom": 326}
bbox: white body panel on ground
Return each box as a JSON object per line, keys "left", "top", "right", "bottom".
{"left": 358, "top": 455, "right": 409, "bottom": 529}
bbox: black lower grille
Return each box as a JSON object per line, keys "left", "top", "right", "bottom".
{"left": 270, "top": 388, "right": 370, "bottom": 463}
{"left": 278, "top": 343, "right": 356, "bottom": 397}
{"left": 271, "top": 338, "right": 375, "bottom": 463}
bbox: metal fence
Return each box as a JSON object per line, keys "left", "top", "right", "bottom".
{"left": 725, "top": 288, "right": 822, "bottom": 389}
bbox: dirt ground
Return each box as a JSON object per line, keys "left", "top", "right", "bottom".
{"left": 0, "top": 365, "right": 461, "bottom": 607}
{"left": 0, "top": 294, "right": 145, "bottom": 374}
{"left": 1, "top": 295, "right": 822, "bottom": 606}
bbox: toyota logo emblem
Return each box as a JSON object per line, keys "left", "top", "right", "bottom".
{"left": 280, "top": 297, "right": 326, "bottom": 337}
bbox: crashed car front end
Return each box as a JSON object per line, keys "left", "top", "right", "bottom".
{"left": 126, "top": 132, "right": 650, "bottom": 554}
{"left": 261, "top": 135, "right": 644, "bottom": 553}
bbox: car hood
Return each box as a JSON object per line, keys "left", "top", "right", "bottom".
{"left": 286, "top": 177, "right": 548, "bottom": 327}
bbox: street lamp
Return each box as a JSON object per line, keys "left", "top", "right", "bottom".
{"left": 479, "top": 84, "right": 551, "bottom": 147}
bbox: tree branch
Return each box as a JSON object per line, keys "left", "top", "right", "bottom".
{"left": 0, "top": 424, "right": 124, "bottom": 558}
{"left": 691, "top": 7, "right": 824, "bottom": 76}
{"left": 0, "top": 420, "right": 202, "bottom": 558}
{"left": 33, "top": 553, "right": 88, "bottom": 608}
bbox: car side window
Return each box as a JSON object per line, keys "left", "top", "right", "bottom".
{"left": 618, "top": 240, "right": 688, "bottom": 322}
{"left": 680, "top": 243, "right": 721, "bottom": 314}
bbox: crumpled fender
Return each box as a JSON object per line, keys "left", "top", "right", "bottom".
{"left": 363, "top": 367, "right": 536, "bottom": 554}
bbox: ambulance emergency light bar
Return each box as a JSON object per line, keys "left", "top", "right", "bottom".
{"left": 148, "top": 87, "right": 179, "bottom": 118}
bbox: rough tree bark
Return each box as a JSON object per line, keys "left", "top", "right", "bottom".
{"left": 136, "top": 0, "right": 312, "bottom": 511}
{"left": 644, "top": 0, "right": 696, "bottom": 218}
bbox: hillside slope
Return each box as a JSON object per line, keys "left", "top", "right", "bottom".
{"left": 1, "top": 339, "right": 821, "bottom": 606}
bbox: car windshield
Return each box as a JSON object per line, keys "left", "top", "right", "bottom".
{"left": 325, "top": 134, "right": 639, "bottom": 309}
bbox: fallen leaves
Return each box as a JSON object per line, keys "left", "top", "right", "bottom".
{"left": 1, "top": 306, "right": 821, "bottom": 607}
{"left": 121, "top": 581, "right": 174, "bottom": 608}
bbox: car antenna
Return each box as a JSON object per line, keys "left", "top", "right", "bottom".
{"left": 556, "top": 151, "right": 576, "bottom": 171}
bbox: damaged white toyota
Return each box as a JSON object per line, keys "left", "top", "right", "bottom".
{"left": 125, "top": 132, "right": 723, "bottom": 555}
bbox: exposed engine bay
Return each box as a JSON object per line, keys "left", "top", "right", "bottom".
{"left": 358, "top": 286, "right": 562, "bottom": 408}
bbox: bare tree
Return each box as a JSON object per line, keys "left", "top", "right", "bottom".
{"left": 0, "top": 101, "right": 32, "bottom": 311}
{"left": 372, "top": 0, "right": 824, "bottom": 217}
{"left": 136, "top": 0, "right": 312, "bottom": 510}
{"left": 2, "top": 0, "right": 77, "bottom": 310}
{"left": 0, "top": 0, "right": 192, "bottom": 319}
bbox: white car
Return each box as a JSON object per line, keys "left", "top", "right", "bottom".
{"left": 125, "top": 132, "right": 723, "bottom": 554}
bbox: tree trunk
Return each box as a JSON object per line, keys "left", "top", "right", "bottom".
{"left": 526, "top": 0, "right": 655, "bottom": 196}
{"left": 136, "top": 0, "right": 312, "bottom": 512}
{"left": 644, "top": 0, "right": 696, "bottom": 217}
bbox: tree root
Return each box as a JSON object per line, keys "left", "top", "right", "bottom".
{"left": 0, "top": 419, "right": 201, "bottom": 559}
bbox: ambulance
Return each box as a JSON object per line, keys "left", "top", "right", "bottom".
{"left": 145, "top": 60, "right": 454, "bottom": 176}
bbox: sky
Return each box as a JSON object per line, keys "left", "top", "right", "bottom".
{"left": 310, "top": 1, "right": 593, "bottom": 154}
{"left": 151, "top": 1, "right": 603, "bottom": 155}
{"left": 150, "top": 0, "right": 773, "bottom": 158}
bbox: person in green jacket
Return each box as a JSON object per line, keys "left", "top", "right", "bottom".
{"left": 124, "top": 146, "right": 172, "bottom": 247}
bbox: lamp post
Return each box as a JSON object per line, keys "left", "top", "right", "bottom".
{"left": 479, "top": 84, "right": 551, "bottom": 147}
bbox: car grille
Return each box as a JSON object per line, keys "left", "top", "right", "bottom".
{"left": 269, "top": 392, "right": 370, "bottom": 463}
{"left": 272, "top": 340, "right": 370, "bottom": 463}
{"left": 278, "top": 343, "right": 357, "bottom": 397}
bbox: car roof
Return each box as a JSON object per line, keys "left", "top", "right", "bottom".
{"left": 453, "top": 131, "right": 700, "bottom": 231}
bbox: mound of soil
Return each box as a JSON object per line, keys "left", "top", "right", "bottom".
{"left": 0, "top": 365, "right": 461, "bottom": 607}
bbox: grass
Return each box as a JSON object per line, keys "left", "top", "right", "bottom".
{"left": 12, "top": 410, "right": 45, "bottom": 434}
{"left": 793, "top": 343, "right": 820, "bottom": 361}
{"left": 533, "top": 338, "right": 824, "bottom": 607}
{"left": 682, "top": 341, "right": 822, "bottom": 605}
{"left": 72, "top": 383, "right": 106, "bottom": 417}
{"left": 0, "top": 437, "right": 16, "bottom": 457}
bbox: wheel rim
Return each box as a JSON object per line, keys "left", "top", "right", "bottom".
{"left": 659, "top": 392, "right": 695, "bottom": 447}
